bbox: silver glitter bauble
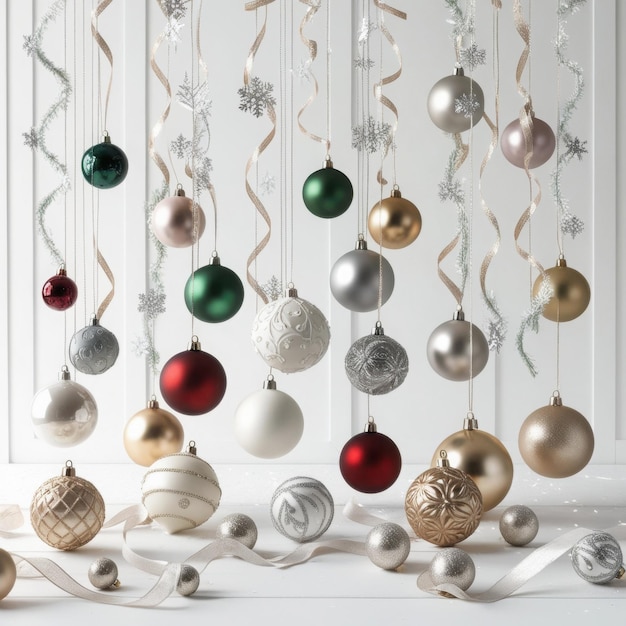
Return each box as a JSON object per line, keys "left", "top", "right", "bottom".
{"left": 88, "top": 558, "right": 120, "bottom": 590}
{"left": 177, "top": 564, "right": 200, "bottom": 596}
{"left": 499, "top": 505, "right": 539, "bottom": 546}
{"left": 251, "top": 286, "right": 330, "bottom": 374}
{"left": 216, "top": 513, "right": 258, "bottom": 549}
{"left": 366, "top": 523, "right": 411, "bottom": 570}
{"left": 330, "top": 238, "right": 394, "bottom": 312}
{"left": 69, "top": 317, "right": 119, "bottom": 375}
{"left": 270, "top": 476, "right": 334, "bottom": 543}
{"left": 31, "top": 366, "right": 98, "bottom": 447}
{"left": 345, "top": 323, "right": 408, "bottom": 395}
{"left": 426, "top": 310, "right": 489, "bottom": 381}
{"left": 429, "top": 548, "right": 476, "bottom": 591}
{"left": 571, "top": 532, "right": 626, "bottom": 584}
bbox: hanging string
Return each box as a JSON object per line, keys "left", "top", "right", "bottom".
{"left": 326, "top": 0, "right": 331, "bottom": 156}
{"left": 189, "top": 0, "right": 198, "bottom": 337}
{"left": 91, "top": 0, "right": 113, "bottom": 132}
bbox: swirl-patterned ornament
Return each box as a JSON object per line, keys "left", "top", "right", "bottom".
{"left": 69, "top": 318, "right": 119, "bottom": 375}
{"left": 571, "top": 532, "right": 626, "bottom": 584}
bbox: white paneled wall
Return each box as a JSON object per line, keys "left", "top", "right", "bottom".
{"left": 1, "top": 1, "right": 624, "bottom": 506}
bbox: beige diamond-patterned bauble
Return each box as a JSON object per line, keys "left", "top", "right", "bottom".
{"left": 405, "top": 451, "right": 483, "bottom": 547}
{"left": 30, "top": 461, "right": 105, "bottom": 551}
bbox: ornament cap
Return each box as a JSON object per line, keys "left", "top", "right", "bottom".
{"left": 57, "top": 265, "right": 68, "bottom": 277}
{"left": 188, "top": 335, "right": 201, "bottom": 351}
{"left": 62, "top": 460, "right": 76, "bottom": 477}
{"left": 186, "top": 440, "right": 197, "bottom": 456}
{"left": 549, "top": 391, "right": 563, "bottom": 407}
{"left": 436, "top": 450, "right": 450, "bottom": 467}
{"left": 286, "top": 283, "right": 298, "bottom": 298}
{"left": 175, "top": 184, "right": 186, "bottom": 197}
{"left": 556, "top": 255, "right": 567, "bottom": 268}
{"left": 323, "top": 157, "right": 334, "bottom": 169}
{"left": 148, "top": 398, "right": 160, "bottom": 410}
{"left": 452, "top": 307, "right": 465, "bottom": 321}
{"left": 372, "top": 321, "right": 385, "bottom": 336}
{"left": 454, "top": 65, "right": 465, "bottom": 77}
{"left": 390, "top": 186, "right": 402, "bottom": 199}
{"left": 464, "top": 412, "right": 479, "bottom": 430}
{"left": 355, "top": 235, "right": 368, "bottom": 251}
{"left": 209, "top": 251, "right": 221, "bottom": 266}
{"left": 364, "top": 417, "right": 378, "bottom": 433}
{"left": 263, "top": 375, "right": 277, "bottom": 390}
{"left": 59, "top": 365, "right": 71, "bottom": 381}
{"left": 90, "top": 315, "right": 100, "bottom": 327}
{"left": 102, "top": 131, "right": 111, "bottom": 144}
{"left": 617, "top": 566, "right": 626, "bottom": 580}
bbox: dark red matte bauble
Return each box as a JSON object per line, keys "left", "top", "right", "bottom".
{"left": 339, "top": 431, "right": 402, "bottom": 493}
{"left": 159, "top": 348, "right": 227, "bottom": 415}
{"left": 42, "top": 271, "right": 78, "bottom": 311}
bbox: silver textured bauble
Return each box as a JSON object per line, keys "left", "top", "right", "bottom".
{"left": 216, "top": 513, "right": 258, "bottom": 549}
{"left": 330, "top": 239, "right": 394, "bottom": 312}
{"left": 251, "top": 287, "right": 330, "bottom": 374}
{"left": 177, "top": 564, "right": 200, "bottom": 596}
{"left": 571, "top": 532, "right": 626, "bottom": 584}
{"left": 499, "top": 505, "right": 539, "bottom": 546}
{"left": 69, "top": 318, "right": 119, "bottom": 375}
{"left": 270, "top": 476, "right": 334, "bottom": 543}
{"left": 429, "top": 548, "right": 476, "bottom": 591}
{"left": 366, "top": 523, "right": 411, "bottom": 570}
{"left": 345, "top": 323, "right": 409, "bottom": 395}
{"left": 88, "top": 558, "right": 120, "bottom": 590}
{"left": 426, "top": 312, "right": 489, "bottom": 381}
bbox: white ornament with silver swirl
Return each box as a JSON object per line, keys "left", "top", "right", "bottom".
{"left": 69, "top": 317, "right": 119, "bottom": 375}
{"left": 571, "top": 532, "right": 626, "bottom": 584}
{"left": 251, "top": 286, "right": 330, "bottom": 374}
{"left": 366, "top": 523, "right": 411, "bottom": 570}
{"left": 345, "top": 322, "right": 408, "bottom": 395}
{"left": 141, "top": 442, "right": 221, "bottom": 535}
{"left": 499, "top": 505, "right": 539, "bottom": 546}
{"left": 216, "top": 513, "right": 258, "bottom": 549}
{"left": 429, "top": 548, "right": 476, "bottom": 591}
{"left": 270, "top": 476, "right": 334, "bottom": 543}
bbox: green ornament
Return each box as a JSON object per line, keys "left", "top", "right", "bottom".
{"left": 302, "top": 159, "right": 353, "bottom": 218}
{"left": 185, "top": 257, "right": 244, "bottom": 323}
{"left": 82, "top": 133, "right": 129, "bottom": 189}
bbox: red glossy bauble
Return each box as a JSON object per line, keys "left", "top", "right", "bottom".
{"left": 42, "top": 268, "right": 78, "bottom": 311}
{"left": 159, "top": 338, "right": 227, "bottom": 416}
{"left": 339, "top": 423, "right": 402, "bottom": 493}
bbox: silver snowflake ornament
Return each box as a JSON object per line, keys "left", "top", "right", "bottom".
{"left": 23, "top": 127, "right": 40, "bottom": 149}
{"left": 460, "top": 43, "right": 486, "bottom": 70}
{"left": 455, "top": 92, "right": 480, "bottom": 118}
{"left": 23, "top": 34, "right": 40, "bottom": 56}
{"left": 354, "top": 56, "right": 375, "bottom": 70}
{"left": 438, "top": 178, "right": 464, "bottom": 205}
{"left": 164, "top": 15, "right": 183, "bottom": 46}
{"left": 564, "top": 135, "right": 588, "bottom": 161}
{"left": 261, "top": 275, "right": 283, "bottom": 302}
{"left": 138, "top": 289, "right": 166, "bottom": 320}
{"left": 293, "top": 59, "right": 312, "bottom": 83}
{"left": 177, "top": 75, "right": 211, "bottom": 115}
{"left": 260, "top": 171, "right": 276, "bottom": 196}
{"left": 170, "top": 133, "right": 192, "bottom": 159}
{"left": 358, "top": 18, "right": 377, "bottom": 44}
{"left": 561, "top": 212, "right": 585, "bottom": 238}
{"left": 131, "top": 336, "right": 150, "bottom": 357}
{"left": 351, "top": 116, "right": 392, "bottom": 153}
{"left": 160, "top": 0, "right": 187, "bottom": 19}
{"left": 238, "top": 77, "right": 276, "bottom": 118}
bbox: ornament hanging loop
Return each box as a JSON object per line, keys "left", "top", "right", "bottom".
{"left": 186, "top": 440, "right": 197, "bottom": 455}
{"left": 464, "top": 411, "right": 478, "bottom": 430}
{"left": 63, "top": 460, "right": 76, "bottom": 477}
{"left": 365, "top": 416, "right": 377, "bottom": 433}
{"left": 550, "top": 390, "right": 563, "bottom": 406}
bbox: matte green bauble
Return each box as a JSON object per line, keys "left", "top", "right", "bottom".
{"left": 184, "top": 256, "right": 244, "bottom": 323}
{"left": 81, "top": 133, "right": 129, "bottom": 189}
{"left": 302, "top": 159, "right": 353, "bottom": 219}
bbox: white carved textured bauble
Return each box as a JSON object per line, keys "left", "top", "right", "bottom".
{"left": 251, "top": 291, "right": 330, "bottom": 374}
{"left": 141, "top": 445, "right": 221, "bottom": 534}
{"left": 270, "top": 476, "right": 334, "bottom": 543}
{"left": 69, "top": 319, "right": 119, "bottom": 375}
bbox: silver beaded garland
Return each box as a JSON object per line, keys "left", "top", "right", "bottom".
{"left": 499, "top": 505, "right": 539, "bottom": 547}
{"left": 88, "top": 558, "right": 119, "bottom": 590}
{"left": 429, "top": 547, "right": 475, "bottom": 591}
{"left": 216, "top": 513, "right": 258, "bottom": 549}
{"left": 366, "top": 523, "right": 411, "bottom": 570}
{"left": 571, "top": 532, "right": 626, "bottom": 584}
{"left": 177, "top": 564, "right": 200, "bottom": 596}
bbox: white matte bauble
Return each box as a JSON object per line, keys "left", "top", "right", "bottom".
{"left": 330, "top": 238, "right": 394, "bottom": 312}
{"left": 31, "top": 366, "right": 98, "bottom": 447}
{"left": 427, "top": 310, "right": 489, "bottom": 381}
{"left": 366, "top": 523, "right": 411, "bottom": 570}
{"left": 151, "top": 187, "right": 206, "bottom": 248}
{"left": 427, "top": 67, "right": 485, "bottom": 133}
{"left": 270, "top": 476, "right": 334, "bottom": 543}
{"left": 69, "top": 317, "right": 119, "bottom": 375}
{"left": 251, "top": 286, "right": 330, "bottom": 374}
{"left": 141, "top": 442, "right": 221, "bottom": 534}
{"left": 234, "top": 377, "right": 304, "bottom": 458}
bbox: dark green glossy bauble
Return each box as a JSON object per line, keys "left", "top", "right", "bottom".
{"left": 82, "top": 141, "right": 129, "bottom": 189}
{"left": 302, "top": 166, "right": 353, "bottom": 218}
{"left": 184, "top": 263, "right": 244, "bottom": 323}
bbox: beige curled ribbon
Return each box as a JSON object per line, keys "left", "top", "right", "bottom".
{"left": 0, "top": 504, "right": 23, "bottom": 538}
{"left": 91, "top": 0, "right": 114, "bottom": 131}
{"left": 148, "top": 28, "right": 170, "bottom": 186}
{"left": 95, "top": 239, "right": 115, "bottom": 321}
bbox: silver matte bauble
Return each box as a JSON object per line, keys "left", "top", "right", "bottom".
{"left": 345, "top": 323, "right": 408, "bottom": 395}
{"left": 216, "top": 513, "right": 258, "bottom": 549}
{"left": 31, "top": 367, "right": 98, "bottom": 447}
{"left": 501, "top": 115, "right": 555, "bottom": 169}
{"left": 151, "top": 187, "right": 206, "bottom": 248}
{"left": 571, "top": 532, "right": 625, "bottom": 584}
{"left": 251, "top": 286, "right": 330, "bottom": 374}
{"left": 499, "top": 505, "right": 539, "bottom": 546}
{"left": 177, "top": 564, "right": 200, "bottom": 596}
{"left": 426, "top": 310, "right": 489, "bottom": 381}
{"left": 366, "top": 523, "right": 411, "bottom": 570}
{"left": 429, "top": 547, "right": 476, "bottom": 591}
{"left": 330, "top": 238, "right": 394, "bottom": 312}
{"left": 427, "top": 67, "right": 485, "bottom": 133}
{"left": 69, "top": 317, "right": 119, "bottom": 375}
{"left": 88, "top": 558, "right": 120, "bottom": 590}
{"left": 270, "top": 476, "right": 334, "bottom": 543}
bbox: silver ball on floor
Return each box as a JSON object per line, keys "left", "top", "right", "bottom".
{"left": 366, "top": 522, "right": 411, "bottom": 570}
{"left": 88, "top": 558, "right": 120, "bottom": 590}
{"left": 216, "top": 513, "right": 258, "bottom": 549}
{"left": 429, "top": 548, "right": 475, "bottom": 591}
{"left": 177, "top": 564, "right": 200, "bottom": 596}
{"left": 499, "top": 505, "right": 539, "bottom": 546}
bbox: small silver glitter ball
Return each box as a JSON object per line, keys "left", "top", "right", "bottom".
{"left": 216, "top": 513, "right": 258, "bottom": 549}
{"left": 69, "top": 319, "right": 119, "bottom": 375}
{"left": 177, "top": 564, "right": 200, "bottom": 596}
{"left": 499, "top": 505, "right": 539, "bottom": 546}
{"left": 571, "top": 532, "right": 626, "bottom": 584}
{"left": 366, "top": 523, "right": 411, "bottom": 570}
{"left": 429, "top": 548, "right": 475, "bottom": 591}
{"left": 88, "top": 558, "right": 119, "bottom": 590}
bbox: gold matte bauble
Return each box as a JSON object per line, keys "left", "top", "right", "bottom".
{"left": 519, "top": 392, "right": 594, "bottom": 478}
{"left": 431, "top": 418, "right": 513, "bottom": 511}
{"left": 0, "top": 549, "right": 16, "bottom": 600}
{"left": 368, "top": 188, "right": 422, "bottom": 250}
{"left": 30, "top": 461, "right": 105, "bottom": 551}
{"left": 123, "top": 399, "right": 185, "bottom": 466}
{"left": 533, "top": 257, "right": 590, "bottom": 322}
{"left": 405, "top": 451, "right": 483, "bottom": 547}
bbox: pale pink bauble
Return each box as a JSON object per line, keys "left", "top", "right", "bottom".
{"left": 500, "top": 116, "right": 555, "bottom": 169}
{"left": 151, "top": 195, "right": 206, "bottom": 248}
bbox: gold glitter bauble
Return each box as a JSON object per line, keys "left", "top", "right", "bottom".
{"left": 368, "top": 188, "right": 422, "bottom": 249}
{"left": 405, "top": 452, "right": 483, "bottom": 547}
{"left": 30, "top": 461, "right": 105, "bottom": 551}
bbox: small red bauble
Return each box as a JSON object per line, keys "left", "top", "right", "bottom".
{"left": 42, "top": 267, "right": 78, "bottom": 311}
{"left": 159, "top": 337, "right": 227, "bottom": 416}
{"left": 339, "top": 420, "right": 402, "bottom": 493}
